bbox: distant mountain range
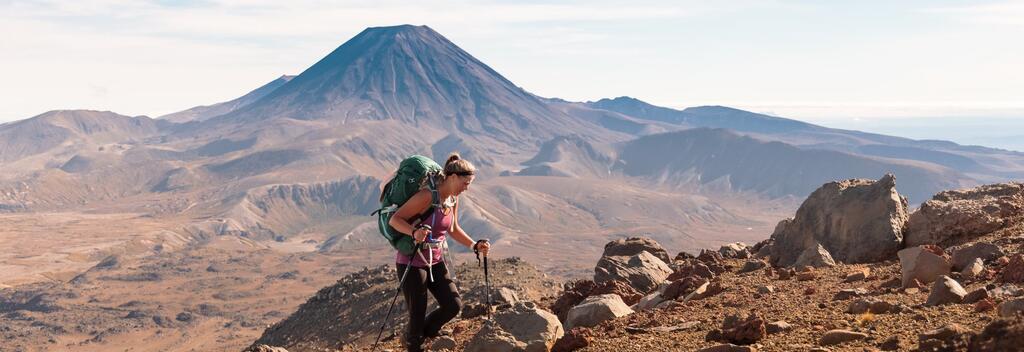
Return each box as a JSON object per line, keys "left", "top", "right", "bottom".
{"left": 1, "top": 24, "right": 1021, "bottom": 254}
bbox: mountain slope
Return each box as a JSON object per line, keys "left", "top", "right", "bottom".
{"left": 616, "top": 128, "right": 969, "bottom": 202}
{"left": 0, "top": 110, "right": 163, "bottom": 163}
{"left": 513, "top": 135, "right": 619, "bottom": 178}
{"left": 589, "top": 97, "right": 820, "bottom": 134}
{"left": 159, "top": 75, "right": 295, "bottom": 123}
{"left": 588, "top": 96, "right": 1024, "bottom": 182}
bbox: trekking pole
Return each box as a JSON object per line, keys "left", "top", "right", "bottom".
{"left": 484, "top": 255, "right": 492, "bottom": 320}
{"left": 371, "top": 225, "right": 430, "bottom": 352}
{"left": 473, "top": 239, "right": 492, "bottom": 320}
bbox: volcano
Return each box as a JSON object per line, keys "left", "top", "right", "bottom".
{"left": 204, "top": 25, "right": 595, "bottom": 145}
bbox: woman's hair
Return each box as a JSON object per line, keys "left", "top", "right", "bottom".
{"left": 443, "top": 152, "right": 476, "bottom": 178}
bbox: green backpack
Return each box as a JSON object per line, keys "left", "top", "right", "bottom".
{"left": 373, "top": 155, "right": 443, "bottom": 255}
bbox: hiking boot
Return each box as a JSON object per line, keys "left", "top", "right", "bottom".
{"left": 404, "top": 335, "right": 425, "bottom": 352}
{"left": 424, "top": 327, "right": 452, "bottom": 339}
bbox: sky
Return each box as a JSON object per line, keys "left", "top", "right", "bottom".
{"left": 2, "top": 0, "right": 1023, "bottom": 131}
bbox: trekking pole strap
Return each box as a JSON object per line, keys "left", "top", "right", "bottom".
{"left": 472, "top": 239, "right": 489, "bottom": 266}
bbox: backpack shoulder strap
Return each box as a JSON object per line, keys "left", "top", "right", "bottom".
{"left": 412, "top": 172, "right": 443, "bottom": 225}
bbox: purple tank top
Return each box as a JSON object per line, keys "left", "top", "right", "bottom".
{"left": 396, "top": 205, "right": 453, "bottom": 267}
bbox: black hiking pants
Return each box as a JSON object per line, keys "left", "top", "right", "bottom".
{"left": 396, "top": 262, "right": 462, "bottom": 352}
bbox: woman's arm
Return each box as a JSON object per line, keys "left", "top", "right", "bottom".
{"left": 449, "top": 199, "right": 490, "bottom": 255}
{"left": 388, "top": 190, "right": 432, "bottom": 241}
{"left": 448, "top": 199, "right": 474, "bottom": 248}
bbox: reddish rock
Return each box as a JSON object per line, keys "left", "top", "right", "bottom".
{"left": 698, "top": 249, "right": 725, "bottom": 264}
{"left": 878, "top": 335, "right": 901, "bottom": 351}
{"left": 675, "top": 251, "right": 696, "bottom": 262}
{"left": 999, "top": 256, "right": 1012, "bottom": 266}
{"left": 551, "top": 327, "right": 592, "bottom": 352}
{"left": 766, "top": 320, "right": 793, "bottom": 334}
{"left": 707, "top": 262, "right": 730, "bottom": 274}
{"left": 702, "top": 281, "right": 726, "bottom": 299}
{"left": 669, "top": 262, "right": 715, "bottom": 281}
{"left": 921, "top": 244, "right": 949, "bottom": 258}
{"left": 918, "top": 324, "right": 973, "bottom": 351}
{"left": 697, "top": 344, "right": 757, "bottom": 352}
{"left": 707, "top": 312, "right": 767, "bottom": 345}
{"left": 551, "top": 280, "right": 598, "bottom": 322}
{"left": 804, "top": 287, "right": 817, "bottom": 295}
{"left": 591, "top": 280, "right": 643, "bottom": 306}
{"left": 848, "top": 298, "right": 903, "bottom": 314}
{"left": 797, "top": 271, "right": 817, "bottom": 281}
{"left": 970, "top": 315, "right": 1024, "bottom": 351}
{"left": 663, "top": 276, "right": 706, "bottom": 301}
{"left": 844, "top": 268, "right": 871, "bottom": 283}
{"left": 833, "top": 288, "right": 869, "bottom": 301}
{"left": 906, "top": 278, "right": 924, "bottom": 289}
{"left": 976, "top": 298, "right": 996, "bottom": 312}
{"left": 737, "top": 260, "right": 768, "bottom": 274}
{"left": 778, "top": 268, "right": 796, "bottom": 280}
{"left": 881, "top": 277, "right": 902, "bottom": 288}
{"left": 999, "top": 254, "right": 1024, "bottom": 283}
{"left": 964, "top": 288, "right": 991, "bottom": 304}
{"left": 820, "top": 329, "right": 869, "bottom": 346}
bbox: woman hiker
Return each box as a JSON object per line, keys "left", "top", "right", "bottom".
{"left": 387, "top": 153, "right": 490, "bottom": 352}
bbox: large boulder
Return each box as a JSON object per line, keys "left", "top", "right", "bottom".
{"left": 768, "top": 174, "right": 909, "bottom": 267}
{"left": 899, "top": 245, "right": 952, "bottom": 287}
{"left": 465, "top": 302, "right": 564, "bottom": 352}
{"left": 565, "top": 294, "right": 633, "bottom": 329}
{"left": 905, "top": 182, "right": 1023, "bottom": 247}
{"left": 600, "top": 237, "right": 672, "bottom": 264}
{"left": 594, "top": 251, "right": 672, "bottom": 294}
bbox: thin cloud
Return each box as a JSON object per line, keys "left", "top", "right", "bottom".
{"left": 923, "top": 0, "right": 1024, "bottom": 26}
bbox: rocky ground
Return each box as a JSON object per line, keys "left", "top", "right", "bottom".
{"left": 248, "top": 257, "right": 560, "bottom": 351}
{"left": 246, "top": 179, "right": 1024, "bottom": 352}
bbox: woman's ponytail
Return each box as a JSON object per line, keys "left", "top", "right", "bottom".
{"left": 443, "top": 152, "right": 476, "bottom": 177}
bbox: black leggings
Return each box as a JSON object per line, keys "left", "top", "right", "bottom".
{"left": 396, "top": 263, "right": 462, "bottom": 351}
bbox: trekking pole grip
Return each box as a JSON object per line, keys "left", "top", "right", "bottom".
{"left": 413, "top": 224, "right": 431, "bottom": 243}
{"left": 473, "top": 239, "right": 489, "bottom": 266}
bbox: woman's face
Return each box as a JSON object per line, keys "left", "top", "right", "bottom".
{"left": 452, "top": 174, "right": 475, "bottom": 196}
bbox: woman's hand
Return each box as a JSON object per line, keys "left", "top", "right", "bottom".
{"left": 413, "top": 227, "right": 429, "bottom": 243}
{"left": 473, "top": 240, "right": 490, "bottom": 257}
